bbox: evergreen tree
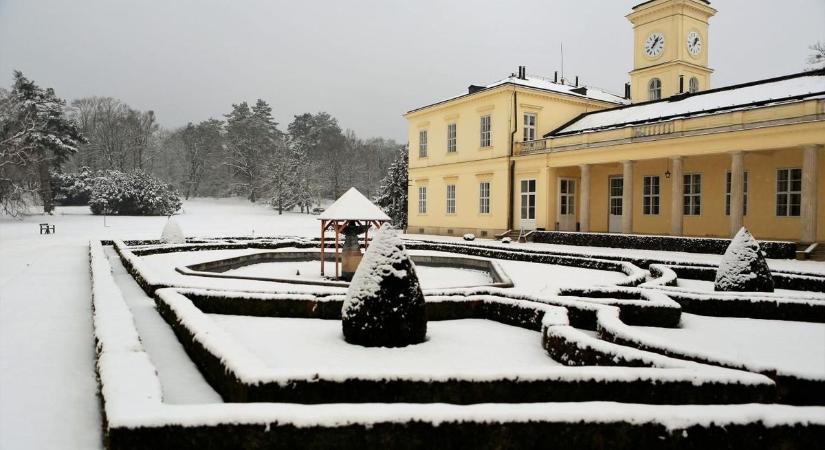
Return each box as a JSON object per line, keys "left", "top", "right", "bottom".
{"left": 224, "top": 99, "right": 282, "bottom": 202}
{"left": 1, "top": 71, "right": 85, "bottom": 214}
{"left": 375, "top": 145, "right": 408, "bottom": 229}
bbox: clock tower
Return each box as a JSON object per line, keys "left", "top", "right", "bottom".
{"left": 627, "top": 0, "right": 716, "bottom": 103}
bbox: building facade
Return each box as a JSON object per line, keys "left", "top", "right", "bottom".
{"left": 405, "top": 0, "right": 825, "bottom": 243}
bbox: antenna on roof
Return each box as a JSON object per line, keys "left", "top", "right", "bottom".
{"left": 560, "top": 42, "right": 565, "bottom": 84}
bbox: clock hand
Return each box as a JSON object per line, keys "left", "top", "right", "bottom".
{"left": 693, "top": 37, "right": 699, "bottom": 46}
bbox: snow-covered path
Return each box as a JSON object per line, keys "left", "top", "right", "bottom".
{"left": 0, "top": 237, "right": 103, "bottom": 450}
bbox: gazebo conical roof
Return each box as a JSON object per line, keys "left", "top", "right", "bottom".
{"left": 318, "top": 187, "right": 390, "bottom": 221}
{"left": 318, "top": 187, "right": 391, "bottom": 279}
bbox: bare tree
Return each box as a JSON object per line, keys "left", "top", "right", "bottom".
{"left": 807, "top": 41, "right": 825, "bottom": 71}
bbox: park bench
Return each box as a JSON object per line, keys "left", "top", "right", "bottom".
{"left": 39, "top": 223, "right": 56, "bottom": 235}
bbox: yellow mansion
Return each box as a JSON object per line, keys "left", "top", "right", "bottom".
{"left": 405, "top": 0, "right": 825, "bottom": 243}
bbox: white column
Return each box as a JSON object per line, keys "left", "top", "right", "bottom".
{"left": 622, "top": 160, "right": 634, "bottom": 233}
{"left": 670, "top": 156, "right": 683, "bottom": 236}
{"left": 579, "top": 164, "right": 591, "bottom": 232}
{"left": 547, "top": 167, "right": 557, "bottom": 230}
{"left": 801, "top": 144, "right": 821, "bottom": 243}
{"left": 729, "top": 151, "right": 745, "bottom": 236}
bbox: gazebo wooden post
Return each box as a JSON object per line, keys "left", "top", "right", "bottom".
{"left": 320, "top": 219, "right": 326, "bottom": 276}
{"left": 334, "top": 221, "right": 341, "bottom": 279}
{"left": 364, "top": 222, "right": 369, "bottom": 251}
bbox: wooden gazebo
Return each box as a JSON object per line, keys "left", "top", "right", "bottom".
{"left": 318, "top": 187, "right": 390, "bottom": 279}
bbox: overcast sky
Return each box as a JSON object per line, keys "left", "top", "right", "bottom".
{"left": 1, "top": 0, "right": 823, "bottom": 142}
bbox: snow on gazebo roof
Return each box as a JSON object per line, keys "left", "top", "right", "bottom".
{"left": 318, "top": 187, "right": 391, "bottom": 221}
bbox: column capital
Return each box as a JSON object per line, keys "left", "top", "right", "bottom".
{"left": 669, "top": 155, "right": 683, "bottom": 162}
{"left": 578, "top": 163, "right": 591, "bottom": 170}
{"left": 730, "top": 150, "right": 744, "bottom": 156}
{"left": 801, "top": 143, "right": 824, "bottom": 153}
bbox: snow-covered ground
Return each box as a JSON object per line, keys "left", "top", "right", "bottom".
{"left": 2, "top": 198, "right": 824, "bottom": 449}
{"left": 211, "top": 316, "right": 562, "bottom": 374}
{"left": 632, "top": 313, "right": 825, "bottom": 379}
{"left": 0, "top": 199, "right": 315, "bottom": 450}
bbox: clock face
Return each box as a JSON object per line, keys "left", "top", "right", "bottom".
{"left": 687, "top": 31, "right": 702, "bottom": 56}
{"left": 644, "top": 32, "right": 665, "bottom": 58}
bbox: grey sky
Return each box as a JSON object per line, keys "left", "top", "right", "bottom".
{"left": 1, "top": 0, "right": 823, "bottom": 142}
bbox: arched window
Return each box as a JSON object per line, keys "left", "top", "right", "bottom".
{"left": 688, "top": 77, "right": 699, "bottom": 93}
{"left": 648, "top": 78, "right": 662, "bottom": 101}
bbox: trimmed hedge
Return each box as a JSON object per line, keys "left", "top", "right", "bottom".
{"left": 530, "top": 231, "right": 796, "bottom": 259}
{"left": 107, "top": 418, "right": 825, "bottom": 450}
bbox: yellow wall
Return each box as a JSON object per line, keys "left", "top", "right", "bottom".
{"left": 406, "top": 83, "right": 619, "bottom": 236}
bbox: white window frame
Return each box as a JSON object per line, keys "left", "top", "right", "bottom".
{"left": 648, "top": 78, "right": 662, "bottom": 101}
{"left": 559, "top": 179, "right": 575, "bottom": 216}
{"left": 776, "top": 168, "right": 802, "bottom": 217}
{"left": 688, "top": 77, "right": 699, "bottom": 94}
{"left": 446, "top": 184, "right": 456, "bottom": 215}
{"left": 643, "top": 175, "right": 660, "bottom": 215}
{"left": 446, "top": 123, "right": 457, "bottom": 153}
{"left": 725, "top": 171, "right": 748, "bottom": 216}
{"left": 520, "top": 179, "right": 536, "bottom": 220}
{"left": 480, "top": 115, "right": 492, "bottom": 148}
{"left": 683, "top": 173, "right": 702, "bottom": 216}
{"left": 479, "top": 181, "right": 490, "bottom": 214}
{"left": 417, "top": 186, "right": 427, "bottom": 214}
{"left": 418, "top": 130, "right": 428, "bottom": 157}
{"left": 609, "top": 177, "right": 623, "bottom": 216}
{"left": 523, "top": 112, "right": 537, "bottom": 142}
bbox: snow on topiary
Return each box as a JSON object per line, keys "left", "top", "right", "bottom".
{"left": 463, "top": 233, "right": 475, "bottom": 241}
{"left": 161, "top": 217, "right": 185, "bottom": 244}
{"left": 341, "top": 224, "right": 426, "bottom": 347}
{"left": 714, "top": 227, "right": 774, "bottom": 292}
{"left": 500, "top": 237, "right": 512, "bottom": 244}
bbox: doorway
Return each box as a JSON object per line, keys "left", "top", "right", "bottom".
{"left": 520, "top": 179, "right": 536, "bottom": 231}
{"left": 558, "top": 178, "right": 576, "bottom": 231}
{"left": 608, "top": 176, "right": 623, "bottom": 233}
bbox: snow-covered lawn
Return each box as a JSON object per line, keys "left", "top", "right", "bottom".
{"left": 211, "top": 316, "right": 562, "bottom": 374}
{"left": 632, "top": 313, "right": 825, "bottom": 378}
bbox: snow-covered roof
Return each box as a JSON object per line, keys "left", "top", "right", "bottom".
{"left": 407, "top": 74, "right": 628, "bottom": 114}
{"left": 318, "top": 187, "right": 391, "bottom": 221}
{"left": 550, "top": 70, "right": 825, "bottom": 136}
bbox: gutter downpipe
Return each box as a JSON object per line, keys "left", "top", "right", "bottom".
{"left": 507, "top": 86, "right": 517, "bottom": 232}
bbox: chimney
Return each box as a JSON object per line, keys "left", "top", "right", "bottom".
{"left": 554, "top": 71, "right": 558, "bottom": 83}
{"left": 624, "top": 83, "right": 631, "bottom": 99}
{"left": 575, "top": 76, "right": 579, "bottom": 87}
{"left": 679, "top": 75, "right": 685, "bottom": 93}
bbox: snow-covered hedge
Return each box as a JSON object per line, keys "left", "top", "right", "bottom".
{"left": 52, "top": 167, "right": 95, "bottom": 205}
{"left": 88, "top": 170, "right": 182, "bottom": 216}
{"left": 91, "top": 242, "right": 825, "bottom": 448}
{"left": 714, "top": 228, "right": 774, "bottom": 292}
{"left": 530, "top": 230, "right": 797, "bottom": 259}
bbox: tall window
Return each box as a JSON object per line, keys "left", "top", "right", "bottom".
{"left": 418, "top": 130, "right": 428, "bottom": 157}
{"left": 523, "top": 113, "right": 537, "bottom": 142}
{"left": 480, "top": 115, "right": 492, "bottom": 147}
{"left": 725, "top": 171, "right": 748, "bottom": 216}
{"left": 683, "top": 173, "right": 702, "bottom": 216}
{"left": 447, "top": 123, "right": 457, "bottom": 153}
{"left": 688, "top": 77, "right": 699, "bottom": 94}
{"left": 559, "top": 179, "right": 575, "bottom": 215}
{"left": 520, "top": 179, "right": 536, "bottom": 220}
{"left": 776, "top": 168, "right": 802, "bottom": 217}
{"left": 643, "top": 176, "right": 660, "bottom": 215}
{"left": 417, "top": 186, "right": 427, "bottom": 214}
{"left": 479, "top": 181, "right": 490, "bottom": 214}
{"left": 648, "top": 78, "right": 662, "bottom": 101}
{"left": 609, "top": 177, "right": 623, "bottom": 216}
{"left": 446, "top": 184, "right": 456, "bottom": 214}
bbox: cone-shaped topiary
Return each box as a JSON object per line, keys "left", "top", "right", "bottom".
{"left": 342, "top": 224, "right": 427, "bottom": 347}
{"left": 161, "top": 217, "right": 185, "bottom": 244}
{"left": 714, "top": 227, "right": 774, "bottom": 292}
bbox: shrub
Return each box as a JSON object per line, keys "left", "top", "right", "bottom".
{"left": 161, "top": 217, "right": 185, "bottom": 244}
{"left": 52, "top": 167, "right": 95, "bottom": 205}
{"left": 715, "top": 227, "right": 774, "bottom": 292}
{"left": 463, "top": 233, "right": 476, "bottom": 241}
{"left": 342, "top": 225, "right": 426, "bottom": 347}
{"left": 89, "top": 170, "right": 182, "bottom": 216}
